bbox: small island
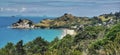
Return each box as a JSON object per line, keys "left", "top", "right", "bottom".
{"left": 11, "top": 19, "right": 35, "bottom": 29}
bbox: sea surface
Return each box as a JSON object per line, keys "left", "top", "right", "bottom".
{"left": 0, "top": 16, "right": 63, "bottom": 48}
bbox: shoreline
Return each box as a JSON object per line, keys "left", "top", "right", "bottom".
{"left": 8, "top": 25, "right": 76, "bottom": 39}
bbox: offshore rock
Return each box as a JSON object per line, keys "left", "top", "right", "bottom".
{"left": 11, "top": 19, "right": 35, "bottom": 29}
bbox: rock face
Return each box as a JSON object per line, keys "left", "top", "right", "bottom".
{"left": 12, "top": 19, "right": 35, "bottom": 28}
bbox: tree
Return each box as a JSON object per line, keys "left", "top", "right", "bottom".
{"left": 0, "top": 42, "right": 15, "bottom": 55}
{"left": 16, "top": 40, "right": 25, "bottom": 55}
{"left": 24, "top": 37, "right": 49, "bottom": 55}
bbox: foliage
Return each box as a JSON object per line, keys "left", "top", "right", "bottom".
{"left": 24, "top": 37, "right": 49, "bottom": 55}
{"left": 88, "top": 23, "right": 120, "bottom": 55}
{"left": 15, "top": 40, "right": 25, "bottom": 55}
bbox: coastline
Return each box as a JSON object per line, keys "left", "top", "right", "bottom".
{"left": 60, "top": 29, "right": 76, "bottom": 39}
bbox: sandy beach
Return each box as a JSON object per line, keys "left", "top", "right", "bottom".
{"left": 60, "top": 29, "right": 76, "bottom": 39}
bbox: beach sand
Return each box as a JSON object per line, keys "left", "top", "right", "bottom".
{"left": 60, "top": 29, "right": 76, "bottom": 39}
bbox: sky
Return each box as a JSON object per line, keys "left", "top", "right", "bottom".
{"left": 0, "top": 0, "right": 120, "bottom": 17}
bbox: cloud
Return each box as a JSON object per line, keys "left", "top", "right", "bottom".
{"left": 0, "top": 0, "right": 119, "bottom": 16}
{"left": 6, "top": 8, "right": 18, "bottom": 12}
{"left": 20, "top": 7, "right": 26, "bottom": 12}
{"left": 0, "top": 8, "right": 4, "bottom": 11}
{"left": 0, "top": 7, "right": 28, "bottom": 12}
{"left": 1, "top": 0, "right": 117, "bottom": 7}
{"left": 0, "top": 0, "right": 120, "bottom": 8}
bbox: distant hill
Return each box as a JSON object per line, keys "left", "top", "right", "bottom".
{"left": 35, "top": 13, "right": 92, "bottom": 28}
{"left": 11, "top": 11, "right": 120, "bottom": 29}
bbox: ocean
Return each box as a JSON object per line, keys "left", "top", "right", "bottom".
{"left": 0, "top": 16, "right": 63, "bottom": 48}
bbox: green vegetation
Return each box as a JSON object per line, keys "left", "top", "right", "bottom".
{"left": 35, "top": 12, "right": 120, "bottom": 28}
{"left": 88, "top": 23, "right": 120, "bottom": 55}
{"left": 35, "top": 13, "right": 92, "bottom": 28}
{"left": 1, "top": 12, "right": 120, "bottom": 55}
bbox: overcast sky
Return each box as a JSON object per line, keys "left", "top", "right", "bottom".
{"left": 0, "top": 0, "right": 120, "bottom": 17}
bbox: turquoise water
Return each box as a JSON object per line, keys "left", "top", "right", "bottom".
{"left": 0, "top": 16, "right": 63, "bottom": 48}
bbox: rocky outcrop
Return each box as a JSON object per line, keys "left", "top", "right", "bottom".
{"left": 11, "top": 19, "right": 35, "bottom": 29}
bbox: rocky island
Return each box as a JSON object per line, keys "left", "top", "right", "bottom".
{"left": 11, "top": 19, "right": 35, "bottom": 29}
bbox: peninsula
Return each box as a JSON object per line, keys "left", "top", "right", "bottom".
{"left": 11, "top": 12, "right": 120, "bottom": 30}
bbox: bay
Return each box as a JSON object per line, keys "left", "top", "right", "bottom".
{"left": 0, "top": 16, "right": 63, "bottom": 48}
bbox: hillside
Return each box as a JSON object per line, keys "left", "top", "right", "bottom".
{"left": 35, "top": 12, "right": 120, "bottom": 29}
{"left": 11, "top": 12, "right": 120, "bottom": 29}
{"left": 35, "top": 13, "right": 92, "bottom": 28}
